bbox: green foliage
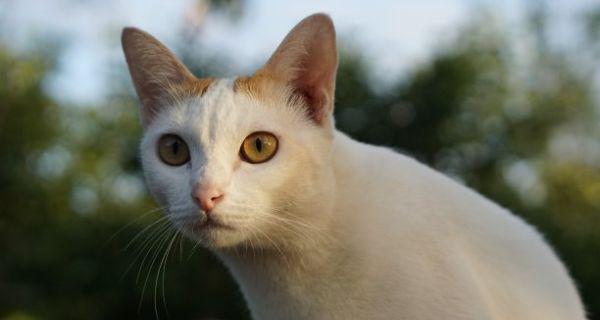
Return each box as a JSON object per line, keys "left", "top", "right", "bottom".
{"left": 1, "top": 7, "right": 599, "bottom": 320}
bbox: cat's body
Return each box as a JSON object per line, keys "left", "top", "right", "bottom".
{"left": 222, "top": 130, "right": 584, "bottom": 319}
{"left": 122, "top": 13, "right": 586, "bottom": 320}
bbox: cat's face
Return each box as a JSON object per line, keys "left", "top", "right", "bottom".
{"left": 123, "top": 14, "right": 338, "bottom": 249}
{"left": 139, "top": 80, "right": 334, "bottom": 248}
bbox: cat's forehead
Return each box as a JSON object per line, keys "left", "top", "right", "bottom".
{"left": 169, "top": 79, "right": 252, "bottom": 146}
{"left": 159, "top": 78, "right": 305, "bottom": 151}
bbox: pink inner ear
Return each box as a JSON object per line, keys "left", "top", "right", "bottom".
{"left": 293, "top": 85, "right": 327, "bottom": 124}
{"left": 260, "top": 14, "right": 338, "bottom": 125}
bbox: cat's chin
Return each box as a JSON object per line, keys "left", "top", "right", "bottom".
{"left": 176, "top": 217, "right": 246, "bottom": 249}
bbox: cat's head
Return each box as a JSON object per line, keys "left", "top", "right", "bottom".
{"left": 122, "top": 14, "right": 338, "bottom": 249}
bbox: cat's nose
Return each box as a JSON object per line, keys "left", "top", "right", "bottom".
{"left": 191, "top": 184, "right": 224, "bottom": 214}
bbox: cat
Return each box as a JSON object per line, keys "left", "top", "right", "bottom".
{"left": 121, "top": 13, "right": 586, "bottom": 320}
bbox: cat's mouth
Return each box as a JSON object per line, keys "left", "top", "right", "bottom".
{"left": 169, "top": 211, "right": 242, "bottom": 247}
{"left": 190, "top": 216, "right": 235, "bottom": 232}
{"left": 173, "top": 214, "right": 235, "bottom": 236}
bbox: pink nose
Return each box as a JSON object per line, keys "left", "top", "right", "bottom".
{"left": 192, "top": 185, "right": 224, "bottom": 213}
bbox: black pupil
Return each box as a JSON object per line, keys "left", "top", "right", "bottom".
{"left": 171, "top": 140, "right": 179, "bottom": 155}
{"left": 255, "top": 137, "right": 263, "bottom": 153}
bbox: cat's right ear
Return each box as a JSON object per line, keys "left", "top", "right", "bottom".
{"left": 121, "top": 27, "right": 199, "bottom": 128}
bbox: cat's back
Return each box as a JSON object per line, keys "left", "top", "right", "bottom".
{"left": 331, "top": 131, "right": 586, "bottom": 320}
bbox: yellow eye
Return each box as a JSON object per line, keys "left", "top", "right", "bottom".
{"left": 157, "top": 134, "right": 190, "bottom": 166}
{"left": 240, "top": 132, "right": 278, "bottom": 164}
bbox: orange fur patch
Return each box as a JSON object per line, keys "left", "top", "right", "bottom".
{"left": 233, "top": 73, "right": 272, "bottom": 97}
{"left": 234, "top": 73, "right": 302, "bottom": 110}
{"left": 171, "top": 77, "right": 215, "bottom": 99}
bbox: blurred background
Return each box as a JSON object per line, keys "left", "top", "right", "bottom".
{"left": 1, "top": 0, "right": 599, "bottom": 319}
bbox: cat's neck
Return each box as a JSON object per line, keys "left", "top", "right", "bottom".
{"left": 216, "top": 221, "right": 344, "bottom": 318}
{"left": 216, "top": 230, "right": 346, "bottom": 318}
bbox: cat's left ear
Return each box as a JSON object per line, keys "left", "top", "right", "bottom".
{"left": 256, "top": 13, "right": 338, "bottom": 126}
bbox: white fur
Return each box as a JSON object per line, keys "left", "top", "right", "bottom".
{"left": 140, "top": 79, "right": 586, "bottom": 319}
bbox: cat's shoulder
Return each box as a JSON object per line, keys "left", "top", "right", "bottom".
{"left": 332, "top": 130, "right": 434, "bottom": 178}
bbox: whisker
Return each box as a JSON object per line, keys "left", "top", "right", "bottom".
{"left": 251, "top": 225, "right": 292, "bottom": 269}
{"left": 122, "top": 215, "right": 171, "bottom": 252}
{"left": 154, "top": 232, "right": 178, "bottom": 319}
{"left": 121, "top": 220, "right": 172, "bottom": 281}
{"left": 138, "top": 227, "right": 174, "bottom": 314}
{"left": 178, "top": 232, "right": 184, "bottom": 262}
{"left": 105, "top": 206, "right": 166, "bottom": 246}
{"left": 136, "top": 224, "right": 174, "bottom": 284}
{"left": 188, "top": 236, "right": 206, "bottom": 261}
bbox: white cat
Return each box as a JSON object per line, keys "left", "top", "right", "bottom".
{"left": 122, "top": 13, "right": 586, "bottom": 320}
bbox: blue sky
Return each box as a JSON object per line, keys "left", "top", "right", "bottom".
{"left": 0, "top": 0, "right": 596, "bottom": 105}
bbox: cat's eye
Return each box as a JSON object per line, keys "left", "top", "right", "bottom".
{"left": 157, "top": 134, "right": 190, "bottom": 166}
{"left": 240, "top": 132, "right": 278, "bottom": 164}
